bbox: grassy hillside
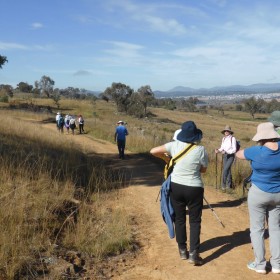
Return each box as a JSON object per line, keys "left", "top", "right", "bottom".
{"left": 0, "top": 96, "right": 268, "bottom": 278}
{"left": 0, "top": 103, "right": 131, "bottom": 279}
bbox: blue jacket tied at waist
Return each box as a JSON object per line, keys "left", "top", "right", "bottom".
{"left": 160, "top": 175, "right": 175, "bottom": 239}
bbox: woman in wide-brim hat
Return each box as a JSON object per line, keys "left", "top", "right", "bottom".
{"left": 221, "top": 124, "right": 234, "bottom": 134}
{"left": 150, "top": 121, "right": 208, "bottom": 265}
{"left": 215, "top": 124, "right": 237, "bottom": 191}
{"left": 235, "top": 122, "right": 280, "bottom": 274}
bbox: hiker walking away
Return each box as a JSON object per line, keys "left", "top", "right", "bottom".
{"left": 69, "top": 116, "right": 76, "bottom": 135}
{"left": 215, "top": 125, "right": 237, "bottom": 191}
{"left": 268, "top": 110, "right": 280, "bottom": 135}
{"left": 78, "top": 114, "right": 85, "bottom": 134}
{"left": 114, "top": 121, "right": 128, "bottom": 159}
{"left": 235, "top": 122, "right": 280, "bottom": 275}
{"left": 150, "top": 121, "right": 208, "bottom": 265}
{"left": 57, "top": 113, "right": 64, "bottom": 134}
{"left": 56, "top": 112, "right": 61, "bottom": 131}
{"left": 65, "top": 114, "right": 70, "bottom": 134}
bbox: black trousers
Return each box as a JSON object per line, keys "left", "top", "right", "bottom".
{"left": 170, "top": 182, "right": 204, "bottom": 252}
{"left": 117, "top": 139, "right": 126, "bottom": 158}
{"left": 79, "top": 123, "right": 84, "bottom": 133}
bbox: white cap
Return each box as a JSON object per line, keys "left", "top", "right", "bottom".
{"left": 173, "top": 129, "right": 182, "bottom": 140}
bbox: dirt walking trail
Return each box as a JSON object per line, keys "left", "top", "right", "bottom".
{"left": 58, "top": 129, "right": 278, "bottom": 280}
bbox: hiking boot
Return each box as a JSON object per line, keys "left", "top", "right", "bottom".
{"left": 188, "top": 250, "right": 203, "bottom": 266}
{"left": 178, "top": 248, "right": 188, "bottom": 260}
{"left": 247, "top": 261, "right": 266, "bottom": 274}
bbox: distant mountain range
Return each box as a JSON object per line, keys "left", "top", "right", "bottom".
{"left": 154, "top": 83, "right": 280, "bottom": 98}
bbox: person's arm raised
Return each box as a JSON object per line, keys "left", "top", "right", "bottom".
{"left": 235, "top": 149, "right": 245, "bottom": 160}
{"left": 150, "top": 145, "right": 170, "bottom": 163}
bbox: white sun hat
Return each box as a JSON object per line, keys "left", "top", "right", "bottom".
{"left": 252, "top": 122, "right": 280, "bottom": 141}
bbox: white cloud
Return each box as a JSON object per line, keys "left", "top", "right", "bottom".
{"left": 104, "top": 0, "right": 189, "bottom": 35}
{"left": 31, "top": 22, "right": 43, "bottom": 29}
{"left": 33, "top": 44, "right": 56, "bottom": 51}
{"left": 208, "top": 0, "right": 227, "bottom": 8}
{"left": 102, "top": 41, "right": 144, "bottom": 59}
{"left": 0, "top": 42, "right": 28, "bottom": 50}
{"left": 74, "top": 15, "right": 95, "bottom": 24}
{"left": 142, "top": 15, "right": 187, "bottom": 35}
{"left": 0, "top": 41, "right": 55, "bottom": 52}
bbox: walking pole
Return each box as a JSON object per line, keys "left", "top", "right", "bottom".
{"left": 203, "top": 196, "right": 225, "bottom": 228}
{"left": 156, "top": 188, "right": 161, "bottom": 202}
{"left": 215, "top": 152, "right": 218, "bottom": 189}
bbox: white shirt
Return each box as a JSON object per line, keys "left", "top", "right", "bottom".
{"left": 218, "top": 135, "right": 237, "bottom": 154}
{"left": 165, "top": 141, "right": 208, "bottom": 187}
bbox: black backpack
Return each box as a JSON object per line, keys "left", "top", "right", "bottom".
{"left": 231, "top": 137, "right": 241, "bottom": 152}
{"left": 58, "top": 116, "right": 64, "bottom": 127}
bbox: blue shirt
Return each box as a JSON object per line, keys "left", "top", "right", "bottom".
{"left": 244, "top": 142, "right": 280, "bottom": 193}
{"left": 115, "top": 125, "right": 128, "bottom": 141}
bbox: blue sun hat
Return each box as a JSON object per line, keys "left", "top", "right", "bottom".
{"left": 177, "top": 121, "right": 203, "bottom": 143}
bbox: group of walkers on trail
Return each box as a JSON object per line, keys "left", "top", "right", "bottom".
{"left": 56, "top": 112, "right": 85, "bottom": 135}
{"left": 150, "top": 112, "right": 280, "bottom": 275}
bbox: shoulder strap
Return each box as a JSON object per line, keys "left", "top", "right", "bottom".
{"left": 172, "top": 143, "right": 196, "bottom": 163}
{"left": 163, "top": 143, "right": 196, "bottom": 180}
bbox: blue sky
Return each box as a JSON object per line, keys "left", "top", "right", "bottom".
{"left": 1, "top": 0, "right": 280, "bottom": 92}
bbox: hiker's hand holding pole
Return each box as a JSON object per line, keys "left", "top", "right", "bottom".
{"left": 215, "top": 149, "right": 225, "bottom": 154}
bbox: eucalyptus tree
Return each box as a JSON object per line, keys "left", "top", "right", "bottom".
{"left": 136, "top": 85, "right": 154, "bottom": 116}
{"left": 35, "top": 75, "right": 55, "bottom": 97}
{"left": 0, "top": 84, "right": 13, "bottom": 97}
{"left": 0, "top": 55, "right": 8, "bottom": 69}
{"left": 102, "top": 82, "right": 134, "bottom": 113}
{"left": 244, "top": 97, "right": 265, "bottom": 119}
{"left": 17, "top": 82, "right": 33, "bottom": 93}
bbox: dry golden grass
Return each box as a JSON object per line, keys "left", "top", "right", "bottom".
{"left": 0, "top": 106, "right": 131, "bottom": 279}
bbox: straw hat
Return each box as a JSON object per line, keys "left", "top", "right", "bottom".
{"left": 117, "top": 120, "right": 124, "bottom": 124}
{"left": 221, "top": 125, "right": 234, "bottom": 134}
{"left": 177, "top": 121, "right": 202, "bottom": 143}
{"left": 252, "top": 122, "right": 280, "bottom": 141}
